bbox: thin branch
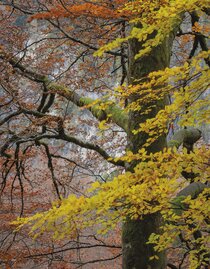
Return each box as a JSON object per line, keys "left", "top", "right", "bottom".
{"left": 0, "top": 130, "right": 125, "bottom": 167}
{"left": 167, "top": 264, "right": 178, "bottom": 269}
{"left": 35, "top": 133, "right": 125, "bottom": 167}
{"left": 14, "top": 143, "right": 24, "bottom": 216}
{"left": 190, "top": 12, "right": 210, "bottom": 67}
{"left": 41, "top": 142, "right": 61, "bottom": 199}
{"left": 0, "top": 109, "right": 23, "bottom": 127}
{"left": 73, "top": 253, "right": 122, "bottom": 268}
{"left": 48, "top": 20, "right": 127, "bottom": 58}
{"left": 25, "top": 244, "right": 121, "bottom": 258}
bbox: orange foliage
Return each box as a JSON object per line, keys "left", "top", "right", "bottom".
{"left": 29, "top": 1, "right": 129, "bottom": 22}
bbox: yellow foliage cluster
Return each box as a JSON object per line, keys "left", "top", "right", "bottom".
{"left": 95, "top": 0, "right": 209, "bottom": 58}
{"left": 13, "top": 147, "right": 209, "bottom": 268}
{"left": 148, "top": 188, "right": 210, "bottom": 268}
{"left": 114, "top": 51, "right": 209, "bottom": 148}
{"left": 96, "top": 50, "right": 209, "bottom": 137}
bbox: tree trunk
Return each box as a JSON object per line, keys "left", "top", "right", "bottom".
{"left": 122, "top": 32, "right": 176, "bottom": 269}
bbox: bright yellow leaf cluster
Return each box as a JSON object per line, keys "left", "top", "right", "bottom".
{"left": 115, "top": 51, "right": 210, "bottom": 147}
{"left": 148, "top": 188, "right": 210, "bottom": 269}
{"left": 13, "top": 147, "right": 209, "bottom": 244}
{"left": 95, "top": 0, "right": 209, "bottom": 58}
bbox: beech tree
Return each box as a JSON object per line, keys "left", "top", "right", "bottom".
{"left": 0, "top": 1, "right": 209, "bottom": 268}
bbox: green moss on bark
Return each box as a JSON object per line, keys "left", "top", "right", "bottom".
{"left": 123, "top": 28, "right": 178, "bottom": 268}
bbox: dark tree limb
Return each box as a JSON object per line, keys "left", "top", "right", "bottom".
{"left": 73, "top": 253, "right": 122, "bottom": 268}
{"left": 190, "top": 12, "right": 210, "bottom": 67}
{"left": 0, "top": 109, "right": 23, "bottom": 127}
{"left": 35, "top": 133, "right": 125, "bottom": 167}
{"left": 14, "top": 143, "right": 24, "bottom": 216}
{"left": 0, "top": 105, "right": 125, "bottom": 166}
{"left": 0, "top": 132, "right": 125, "bottom": 167}
{"left": 167, "top": 264, "right": 178, "bottom": 269}
{"left": 24, "top": 243, "right": 121, "bottom": 258}
{"left": 40, "top": 142, "right": 61, "bottom": 199}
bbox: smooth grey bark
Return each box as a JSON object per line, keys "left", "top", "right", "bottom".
{"left": 167, "top": 128, "right": 201, "bottom": 150}
{"left": 122, "top": 32, "right": 177, "bottom": 269}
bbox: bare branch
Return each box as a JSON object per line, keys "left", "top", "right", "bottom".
{"left": 25, "top": 243, "right": 121, "bottom": 258}
{"left": 73, "top": 253, "right": 122, "bottom": 268}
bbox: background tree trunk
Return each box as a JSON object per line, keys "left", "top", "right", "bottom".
{"left": 122, "top": 33, "right": 176, "bottom": 269}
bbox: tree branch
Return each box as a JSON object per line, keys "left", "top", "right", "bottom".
{"left": 48, "top": 19, "right": 127, "bottom": 58}
{"left": 167, "top": 263, "right": 178, "bottom": 269}
{"left": 35, "top": 133, "right": 125, "bottom": 167}
{"left": 0, "top": 52, "right": 128, "bottom": 132}
{"left": 73, "top": 253, "right": 122, "bottom": 268}
{"left": 25, "top": 243, "right": 121, "bottom": 258}
{"left": 176, "top": 182, "right": 207, "bottom": 199}
{"left": 190, "top": 11, "right": 210, "bottom": 67}
{"left": 167, "top": 127, "right": 201, "bottom": 151}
